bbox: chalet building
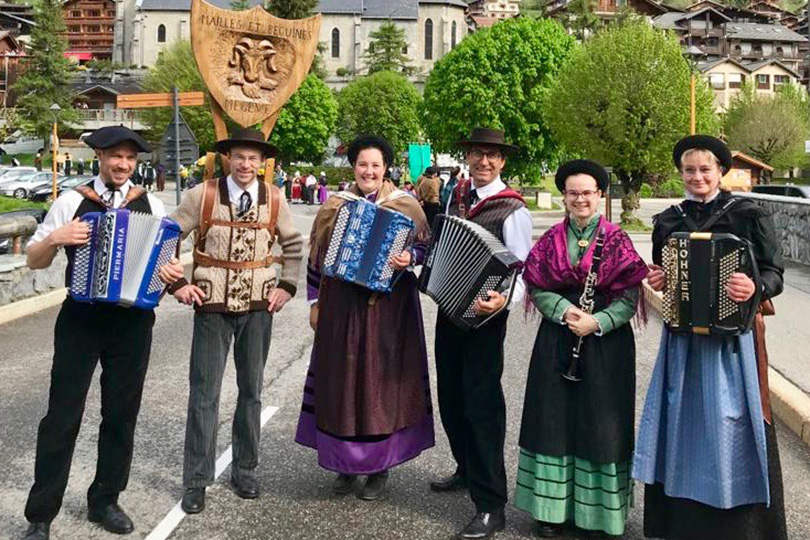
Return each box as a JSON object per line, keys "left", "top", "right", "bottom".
{"left": 466, "top": 0, "right": 521, "bottom": 20}
{"left": 0, "top": 3, "right": 34, "bottom": 40}
{"left": 546, "top": 0, "right": 669, "bottom": 23}
{"left": 63, "top": 0, "right": 115, "bottom": 62}
{"left": 0, "top": 31, "right": 22, "bottom": 106}
{"left": 698, "top": 56, "right": 801, "bottom": 111}
{"left": 684, "top": 1, "right": 771, "bottom": 24}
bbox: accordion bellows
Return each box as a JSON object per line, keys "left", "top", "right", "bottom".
{"left": 662, "top": 232, "right": 761, "bottom": 335}
{"left": 70, "top": 209, "right": 182, "bottom": 309}
{"left": 322, "top": 198, "right": 415, "bottom": 293}
{"left": 420, "top": 214, "right": 522, "bottom": 329}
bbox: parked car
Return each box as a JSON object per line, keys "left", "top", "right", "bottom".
{"left": 28, "top": 175, "right": 90, "bottom": 202}
{"left": 0, "top": 207, "right": 47, "bottom": 255}
{"left": 0, "top": 171, "right": 64, "bottom": 199}
{"left": 751, "top": 184, "right": 810, "bottom": 199}
{"left": 0, "top": 131, "right": 43, "bottom": 155}
{"left": 0, "top": 167, "right": 37, "bottom": 184}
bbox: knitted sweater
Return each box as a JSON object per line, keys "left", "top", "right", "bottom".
{"left": 170, "top": 177, "right": 304, "bottom": 313}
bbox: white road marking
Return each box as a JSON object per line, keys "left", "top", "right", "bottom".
{"left": 144, "top": 406, "right": 280, "bottom": 540}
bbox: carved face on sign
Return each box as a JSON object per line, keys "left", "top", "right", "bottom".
{"left": 191, "top": 0, "right": 321, "bottom": 127}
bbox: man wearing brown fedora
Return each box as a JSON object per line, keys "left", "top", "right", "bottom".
{"left": 159, "top": 128, "right": 304, "bottom": 515}
{"left": 431, "top": 127, "right": 533, "bottom": 539}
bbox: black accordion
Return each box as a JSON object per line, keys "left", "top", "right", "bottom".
{"left": 419, "top": 214, "right": 522, "bottom": 329}
{"left": 662, "top": 232, "right": 761, "bottom": 335}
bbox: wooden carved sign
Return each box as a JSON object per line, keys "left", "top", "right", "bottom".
{"left": 190, "top": 0, "right": 321, "bottom": 129}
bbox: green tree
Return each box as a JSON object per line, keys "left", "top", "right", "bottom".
{"left": 364, "top": 20, "right": 415, "bottom": 75}
{"left": 141, "top": 40, "right": 220, "bottom": 152}
{"left": 12, "top": 0, "right": 78, "bottom": 146}
{"left": 544, "top": 18, "right": 718, "bottom": 225}
{"left": 566, "top": 0, "right": 600, "bottom": 40}
{"left": 421, "top": 17, "right": 576, "bottom": 184}
{"left": 265, "top": 0, "right": 318, "bottom": 19}
{"left": 230, "top": 0, "right": 250, "bottom": 10}
{"left": 724, "top": 82, "right": 809, "bottom": 177}
{"left": 270, "top": 74, "right": 338, "bottom": 164}
{"left": 336, "top": 71, "right": 422, "bottom": 158}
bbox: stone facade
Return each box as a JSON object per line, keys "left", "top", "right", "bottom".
{"left": 740, "top": 192, "right": 810, "bottom": 265}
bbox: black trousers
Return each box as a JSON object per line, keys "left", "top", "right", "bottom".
{"left": 435, "top": 311, "right": 508, "bottom": 513}
{"left": 423, "top": 202, "right": 442, "bottom": 230}
{"left": 25, "top": 298, "right": 154, "bottom": 524}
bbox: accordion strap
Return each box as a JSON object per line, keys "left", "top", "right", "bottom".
{"left": 75, "top": 185, "right": 146, "bottom": 209}
{"left": 675, "top": 197, "right": 738, "bottom": 232}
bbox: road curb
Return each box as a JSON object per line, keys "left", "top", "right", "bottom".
{"left": 0, "top": 252, "right": 194, "bottom": 326}
{"left": 643, "top": 282, "right": 810, "bottom": 446}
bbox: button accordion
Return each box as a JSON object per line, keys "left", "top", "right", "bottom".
{"left": 322, "top": 197, "right": 415, "bottom": 293}
{"left": 662, "top": 232, "right": 761, "bottom": 335}
{"left": 69, "top": 209, "right": 182, "bottom": 309}
{"left": 419, "top": 214, "right": 522, "bottom": 329}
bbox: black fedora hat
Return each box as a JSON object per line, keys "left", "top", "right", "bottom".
{"left": 555, "top": 159, "right": 610, "bottom": 193}
{"left": 215, "top": 128, "right": 277, "bottom": 158}
{"left": 457, "top": 127, "right": 519, "bottom": 155}
{"left": 673, "top": 135, "right": 732, "bottom": 173}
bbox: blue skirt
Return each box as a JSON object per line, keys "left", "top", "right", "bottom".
{"left": 633, "top": 328, "right": 769, "bottom": 509}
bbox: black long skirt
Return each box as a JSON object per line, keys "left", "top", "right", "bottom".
{"left": 643, "top": 421, "right": 788, "bottom": 540}
{"left": 518, "top": 314, "right": 636, "bottom": 464}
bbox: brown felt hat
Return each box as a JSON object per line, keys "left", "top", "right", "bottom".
{"left": 215, "top": 128, "right": 277, "bottom": 158}
{"left": 457, "top": 127, "right": 519, "bottom": 155}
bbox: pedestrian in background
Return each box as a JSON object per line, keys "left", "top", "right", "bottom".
{"left": 416, "top": 166, "right": 442, "bottom": 228}
{"left": 76, "top": 158, "right": 85, "bottom": 176}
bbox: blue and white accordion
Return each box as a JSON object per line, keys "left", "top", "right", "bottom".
{"left": 322, "top": 197, "right": 415, "bottom": 293}
{"left": 69, "top": 209, "right": 182, "bottom": 309}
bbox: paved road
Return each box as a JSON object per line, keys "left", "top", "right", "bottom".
{"left": 1, "top": 205, "right": 809, "bottom": 540}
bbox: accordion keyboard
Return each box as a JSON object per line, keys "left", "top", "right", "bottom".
{"left": 718, "top": 249, "right": 740, "bottom": 322}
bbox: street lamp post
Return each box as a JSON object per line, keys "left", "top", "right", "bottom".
{"left": 49, "top": 103, "right": 60, "bottom": 201}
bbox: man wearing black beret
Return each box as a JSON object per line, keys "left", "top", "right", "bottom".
{"left": 21, "top": 126, "right": 165, "bottom": 540}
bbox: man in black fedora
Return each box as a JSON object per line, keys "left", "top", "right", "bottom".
{"left": 158, "top": 127, "right": 303, "bottom": 515}
{"left": 21, "top": 126, "right": 167, "bottom": 540}
{"left": 431, "top": 127, "right": 533, "bottom": 539}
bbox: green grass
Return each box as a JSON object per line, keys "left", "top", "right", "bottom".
{"left": 620, "top": 221, "right": 653, "bottom": 233}
{"left": 0, "top": 195, "right": 48, "bottom": 213}
{"left": 772, "top": 177, "right": 810, "bottom": 185}
{"left": 525, "top": 199, "right": 563, "bottom": 212}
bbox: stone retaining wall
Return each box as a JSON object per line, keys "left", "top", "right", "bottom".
{"left": 738, "top": 192, "right": 810, "bottom": 266}
{"left": 0, "top": 252, "right": 67, "bottom": 306}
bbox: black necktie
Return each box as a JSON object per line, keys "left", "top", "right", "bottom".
{"left": 469, "top": 189, "right": 479, "bottom": 205}
{"left": 238, "top": 191, "right": 252, "bottom": 215}
{"left": 103, "top": 188, "right": 119, "bottom": 208}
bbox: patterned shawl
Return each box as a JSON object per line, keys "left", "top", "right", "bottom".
{"left": 523, "top": 216, "right": 649, "bottom": 313}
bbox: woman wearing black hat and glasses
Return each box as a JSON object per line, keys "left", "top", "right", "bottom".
{"left": 633, "top": 135, "right": 787, "bottom": 540}
{"left": 516, "top": 160, "right": 648, "bottom": 538}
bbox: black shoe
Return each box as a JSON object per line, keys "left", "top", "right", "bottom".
{"left": 536, "top": 521, "right": 561, "bottom": 538}
{"left": 87, "top": 503, "right": 134, "bottom": 535}
{"left": 457, "top": 510, "right": 505, "bottom": 539}
{"left": 230, "top": 474, "right": 261, "bottom": 499}
{"left": 332, "top": 473, "right": 357, "bottom": 495}
{"left": 357, "top": 471, "right": 388, "bottom": 501}
{"left": 22, "top": 522, "right": 49, "bottom": 540}
{"left": 181, "top": 487, "right": 206, "bottom": 514}
{"left": 430, "top": 471, "right": 468, "bottom": 492}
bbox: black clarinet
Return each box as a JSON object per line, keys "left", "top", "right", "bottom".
{"left": 562, "top": 228, "right": 605, "bottom": 382}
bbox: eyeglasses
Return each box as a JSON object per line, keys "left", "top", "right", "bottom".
{"left": 469, "top": 149, "right": 503, "bottom": 161}
{"left": 564, "top": 190, "right": 600, "bottom": 200}
{"left": 231, "top": 154, "right": 263, "bottom": 165}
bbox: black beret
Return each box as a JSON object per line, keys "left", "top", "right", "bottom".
{"left": 347, "top": 135, "right": 394, "bottom": 168}
{"left": 673, "top": 135, "right": 732, "bottom": 172}
{"left": 555, "top": 159, "right": 609, "bottom": 193}
{"left": 84, "top": 125, "right": 151, "bottom": 153}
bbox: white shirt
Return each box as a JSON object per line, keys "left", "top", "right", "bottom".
{"left": 305, "top": 174, "right": 317, "bottom": 187}
{"left": 28, "top": 176, "right": 167, "bottom": 247}
{"left": 446, "top": 176, "right": 534, "bottom": 308}
{"left": 226, "top": 175, "right": 259, "bottom": 209}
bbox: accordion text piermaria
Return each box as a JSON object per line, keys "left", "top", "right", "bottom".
{"left": 69, "top": 209, "right": 182, "bottom": 309}
{"left": 662, "top": 232, "right": 761, "bottom": 335}
{"left": 322, "top": 197, "right": 415, "bottom": 293}
{"left": 419, "top": 214, "right": 523, "bottom": 329}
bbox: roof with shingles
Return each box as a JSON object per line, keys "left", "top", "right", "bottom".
{"left": 723, "top": 21, "right": 806, "bottom": 41}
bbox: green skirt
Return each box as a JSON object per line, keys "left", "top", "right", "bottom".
{"left": 514, "top": 448, "right": 633, "bottom": 536}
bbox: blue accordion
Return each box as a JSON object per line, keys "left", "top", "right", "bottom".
{"left": 322, "top": 198, "right": 415, "bottom": 293}
{"left": 69, "top": 209, "right": 182, "bottom": 309}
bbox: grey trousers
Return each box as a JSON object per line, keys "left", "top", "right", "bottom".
{"left": 183, "top": 310, "right": 272, "bottom": 488}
